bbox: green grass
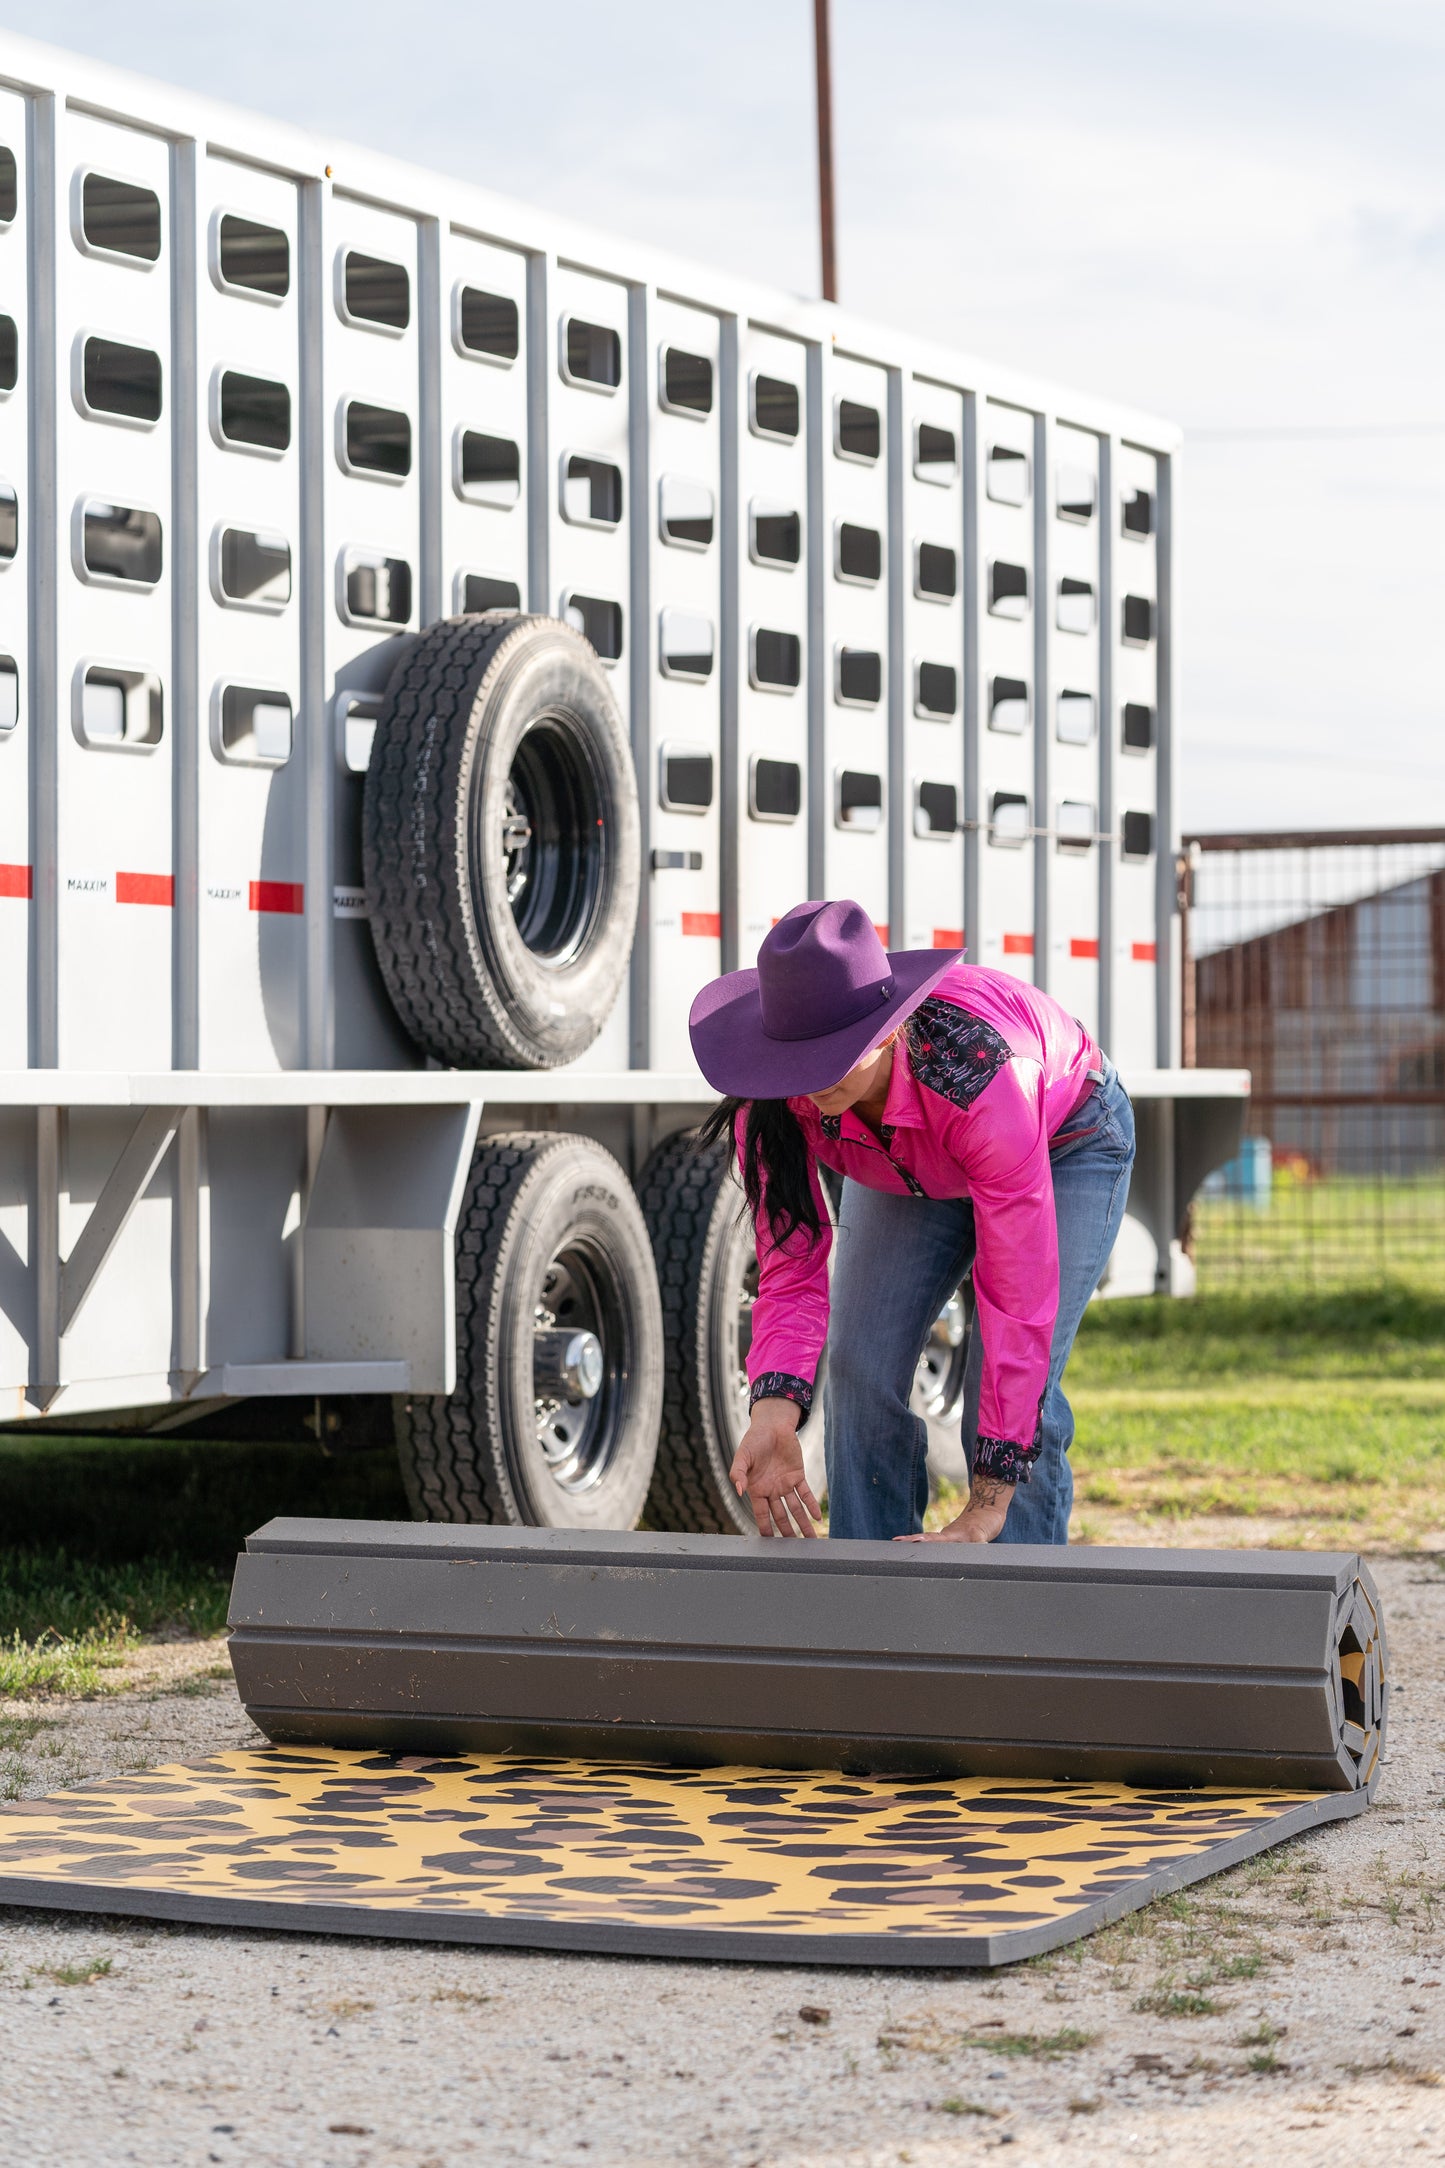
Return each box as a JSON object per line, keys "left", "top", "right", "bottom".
{"left": 0, "top": 1432, "right": 408, "bottom": 1697}
{"left": 1051, "top": 1275, "right": 1445, "bottom": 1550}
{"left": 1192, "top": 1179, "right": 1445, "bottom": 1296}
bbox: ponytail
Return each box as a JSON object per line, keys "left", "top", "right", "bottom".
{"left": 695, "top": 1095, "right": 821, "bottom": 1248}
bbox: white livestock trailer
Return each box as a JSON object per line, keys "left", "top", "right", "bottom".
{"left": 0, "top": 31, "right": 1246, "bottom": 1530}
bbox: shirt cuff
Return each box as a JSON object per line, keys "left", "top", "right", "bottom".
{"left": 973, "top": 1434, "right": 1041, "bottom": 1486}
{"left": 749, "top": 1371, "right": 815, "bottom": 1431}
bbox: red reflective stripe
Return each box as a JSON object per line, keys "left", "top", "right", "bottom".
{"left": 0, "top": 862, "right": 32, "bottom": 899}
{"left": 874, "top": 923, "right": 889, "bottom": 944}
{"left": 932, "top": 927, "right": 964, "bottom": 949}
{"left": 681, "top": 911, "right": 721, "bottom": 938}
{"left": 1070, "top": 937, "right": 1099, "bottom": 960}
{"left": 1002, "top": 932, "right": 1033, "bottom": 956}
{"left": 250, "top": 880, "right": 305, "bottom": 915}
{"left": 1133, "top": 940, "right": 1157, "bottom": 963}
{"left": 116, "top": 871, "right": 174, "bottom": 907}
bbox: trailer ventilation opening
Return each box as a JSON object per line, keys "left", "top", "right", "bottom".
{"left": 0, "top": 656, "right": 16, "bottom": 733}
{"left": 0, "top": 315, "right": 15, "bottom": 395}
{"left": 836, "top": 521, "right": 881, "bottom": 585}
{"left": 76, "top": 665, "right": 163, "bottom": 749}
{"left": 989, "top": 675, "right": 1029, "bottom": 734}
{"left": 562, "top": 592, "right": 624, "bottom": 662}
{"left": 215, "top": 213, "right": 290, "bottom": 299}
{"left": 1056, "top": 799, "right": 1095, "bottom": 850}
{"left": 561, "top": 453, "right": 622, "bottom": 527}
{"left": 340, "top": 250, "right": 410, "bottom": 332}
{"left": 216, "top": 685, "right": 293, "bottom": 767}
{"left": 1057, "top": 576, "right": 1096, "bottom": 634}
{"left": 1122, "top": 700, "right": 1155, "bottom": 752}
{"left": 749, "top": 755, "right": 802, "bottom": 822}
{"left": 836, "top": 647, "right": 882, "bottom": 707}
{"left": 458, "top": 572, "right": 522, "bottom": 616}
{"left": 915, "top": 421, "right": 958, "bottom": 484}
{"left": 988, "top": 560, "right": 1028, "bottom": 618}
{"left": 750, "top": 626, "right": 801, "bottom": 691}
{"left": 80, "top": 500, "right": 163, "bottom": 586}
{"left": 1056, "top": 465, "right": 1097, "bottom": 523}
{"left": 81, "top": 337, "right": 163, "bottom": 425}
{"left": 658, "top": 475, "right": 714, "bottom": 549}
{"left": 989, "top": 791, "right": 1029, "bottom": 846}
{"left": 1122, "top": 594, "right": 1155, "bottom": 645}
{"left": 0, "top": 482, "right": 16, "bottom": 563}
{"left": 1123, "top": 487, "right": 1155, "bottom": 538}
{"left": 750, "top": 373, "right": 800, "bottom": 440}
{"left": 341, "top": 548, "right": 412, "bottom": 627}
{"left": 218, "top": 370, "right": 291, "bottom": 453}
{"left": 835, "top": 398, "right": 881, "bottom": 463}
{"left": 1122, "top": 810, "right": 1155, "bottom": 858}
{"left": 79, "top": 172, "right": 161, "bottom": 263}
{"left": 1055, "top": 690, "right": 1096, "bottom": 745}
{"left": 915, "top": 661, "right": 957, "bottom": 719}
{"left": 0, "top": 147, "right": 15, "bottom": 226}
{"left": 660, "top": 746, "right": 715, "bottom": 811}
{"left": 457, "top": 286, "right": 519, "bottom": 362}
{"left": 562, "top": 317, "right": 622, "bottom": 390}
{"left": 218, "top": 527, "right": 292, "bottom": 610}
{"left": 659, "top": 609, "right": 715, "bottom": 682}
{"left": 916, "top": 541, "right": 957, "bottom": 601}
{"left": 986, "top": 443, "right": 1030, "bottom": 505}
{"left": 836, "top": 768, "right": 883, "bottom": 830}
{"left": 750, "top": 502, "right": 802, "bottom": 567}
{"left": 342, "top": 399, "right": 411, "bottom": 478}
{"left": 661, "top": 347, "right": 713, "bottom": 415}
{"left": 915, "top": 780, "right": 959, "bottom": 838}
{"left": 455, "top": 429, "right": 521, "bottom": 508}
{"left": 337, "top": 692, "right": 381, "bottom": 774}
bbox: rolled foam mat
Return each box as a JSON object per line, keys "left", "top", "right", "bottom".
{"left": 0, "top": 1522, "right": 1387, "bottom": 1966}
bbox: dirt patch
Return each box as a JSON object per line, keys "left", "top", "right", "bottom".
{"left": 1, "top": 1565, "right": 1443, "bottom": 2166}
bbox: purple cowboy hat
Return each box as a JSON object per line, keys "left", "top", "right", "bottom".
{"left": 688, "top": 899, "right": 963, "bottom": 1099}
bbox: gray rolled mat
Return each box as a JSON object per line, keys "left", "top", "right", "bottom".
{"left": 0, "top": 1522, "right": 1387, "bottom": 1967}
{"left": 228, "top": 1520, "right": 1387, "bottom": 1795}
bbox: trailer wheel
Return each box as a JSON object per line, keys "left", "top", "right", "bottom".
{"left": 396, "top": 1132, "right": 663, "bottom": 1528}
{"left": 639, "top": 1129, "right": 836, "bottom": 1533}
{"left": 363, "top": 613, "right": 640, "bottom": 1069}
{"left": 913, "top": 1281, "right": 973, "bottom": 1425}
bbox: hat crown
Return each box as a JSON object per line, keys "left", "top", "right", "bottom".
{"left": 756, "top": 899, "right": 895, "bottom": 1043}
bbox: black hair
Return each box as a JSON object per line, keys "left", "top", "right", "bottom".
{"left": 695, "top": 1095, "right": 821, "bottom": 1249}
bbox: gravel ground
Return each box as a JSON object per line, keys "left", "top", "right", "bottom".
{"left": 1, "top": 1557, "right": 1443, "bottom": 2167}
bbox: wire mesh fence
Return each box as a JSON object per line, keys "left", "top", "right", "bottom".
{"left": 1181, "top": 828, "right": 1445, "bottom": 1292}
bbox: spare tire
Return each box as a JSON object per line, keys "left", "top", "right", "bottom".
{"left": 396, "top": 1130, "right": 663, "bottom": 1529}
{"left": 363, "top": 612, "right": 640, "bottom": 1069}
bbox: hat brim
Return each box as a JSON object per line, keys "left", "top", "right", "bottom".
{"left": 689, "top": 946, "right": 963, "bottom": 1100}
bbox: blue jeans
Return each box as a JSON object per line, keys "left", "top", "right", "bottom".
{"left": 823, "top": 1062, "right": 1136, "bottom": 1544}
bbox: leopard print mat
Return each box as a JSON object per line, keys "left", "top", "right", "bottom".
{"left": 0, "top": 1747, "right": 1368, "bottom": 1966}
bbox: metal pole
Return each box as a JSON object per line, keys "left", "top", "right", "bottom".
{"left": 813, "top": 0, "right": 838, "bottom": 302}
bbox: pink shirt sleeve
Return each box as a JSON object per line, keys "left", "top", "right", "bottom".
{"left": 948, "top": 1059, "right": 1059, "bottom": 1450}
{"left": 736, "top": 1111, "right": 834, "bottom": 1407}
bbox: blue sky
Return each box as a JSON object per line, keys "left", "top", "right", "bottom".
{"left": 15, "top": 0, "right": 1445, "bottom": 833}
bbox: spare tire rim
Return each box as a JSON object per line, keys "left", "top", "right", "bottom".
{"left": 532, "top": 1243, "right": 626, "bottom": 1492}
{"left": 495, "top": 712, "right": 607, "bottom": 967}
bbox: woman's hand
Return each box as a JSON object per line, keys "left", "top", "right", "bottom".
{"left": 730, "top": 1398, "right": 822, "bottom": 1538}
{"left": 894, "top": 1474, "right": 1014, "bottom": 1544}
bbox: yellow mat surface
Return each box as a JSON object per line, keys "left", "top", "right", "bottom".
{"left": 0, "top": 1746, "right": 1363, "bottom": 1965}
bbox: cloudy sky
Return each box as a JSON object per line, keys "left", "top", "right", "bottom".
{"left": 16, "top": 0, "right": 1445, "bottom": 833}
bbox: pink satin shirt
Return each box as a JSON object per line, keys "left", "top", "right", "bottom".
{"left": 741, "top": 963, "right": 1104, "bottom": 1471}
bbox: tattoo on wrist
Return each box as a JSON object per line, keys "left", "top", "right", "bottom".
{"left": 968, "top": 1474, "right": 1015, "bottom": 1514}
